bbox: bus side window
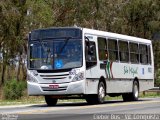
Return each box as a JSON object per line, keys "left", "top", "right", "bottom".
{"left": 98, "top": 37, "right": 107, "bottom": 60}
{"left": 139, "top": 44, "right": 148, "bottom": 64}
{"left": 148, "top": 45, "right": 151, "bottom": 64}
{"left": 119, "top": 40, "right": 129, "bottom": 62}
{"left": 129, "top": 42, "right": 139, "bottom": 63}
{"left": 85, "top": 41, "right": 97, "bottom": 69}
{"left": 108, "top": 39, "right": 118, "bottom": 61}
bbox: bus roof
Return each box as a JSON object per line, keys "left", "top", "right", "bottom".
{"left": 30, "top": 27, "right": 151, "bottom": 44}
{"left": 82, "top": 28, "right": 152, "bottom": 44}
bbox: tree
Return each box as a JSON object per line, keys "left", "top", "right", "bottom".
{"left": 121, "top": 0, "right": 159, "bottom": 38}
{"left": 0, "top": 0, "right": 28, "bottom": 83}
{"left": 0, "top": 0, "right": 160, "bottom": 87}
{"left": 155, "top": 69, "right": 160, "bottom": 88}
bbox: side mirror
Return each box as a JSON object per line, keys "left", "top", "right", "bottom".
{"left": 88, "top": 45, "right": 94, "bottom": 55}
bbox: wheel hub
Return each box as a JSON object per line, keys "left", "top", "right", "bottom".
{"left": 134, "top": 85, "right": 139, "bottom": 98}
{"left": 99, "top": 86, "right": 105, "bottom": 99}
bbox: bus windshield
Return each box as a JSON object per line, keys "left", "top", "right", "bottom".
{"left": 29, "top": 38, "right": 82, "bottom": 70}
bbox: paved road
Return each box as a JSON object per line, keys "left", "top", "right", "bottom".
{"left": 0, "top": 97, "right": 160, "bottom": 120}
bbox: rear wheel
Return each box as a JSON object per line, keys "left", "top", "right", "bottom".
{"left": 97, "top": 81, "right": 106, "bottom": 103}
{"left": 45, "top": 96, "right": 58, "bottom": 106}
{"left": 131, "top": 81, "right": 139, "bottom": 101}
{"left": 86, "top": 81, "right": 106, "bottom": 104}
{"left": 122, "top": 81, "right": 139, "bottom": 101}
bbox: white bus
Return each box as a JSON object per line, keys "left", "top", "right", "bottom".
{"left": 27, "top": 27, "right": 154, "bottom": 106}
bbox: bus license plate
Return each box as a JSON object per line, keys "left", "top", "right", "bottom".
{"left": 49, "top": 84, "right": 59, "bottom": 89}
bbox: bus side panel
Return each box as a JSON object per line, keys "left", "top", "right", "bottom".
{"left": 111, "top": 62, "right": 153, "bottom": 80}
{"left": 85, "top": 78, "right": 99, "bottom": 94}
{"left": 106, "top": 79, "right": 154, "bottom": 93}
{"left": 105, "top": 62, "right": 154, "bottom": 93}
{"left": 139, "top": 80, "right": 154, "bottom": 92}
{"left": 106, "top": 80, "right": 133, "bottom": 93}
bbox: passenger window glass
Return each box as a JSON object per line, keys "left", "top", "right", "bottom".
{"left": 139, "top": 44, "right": 148, "bottom": 64}
{"left": 130, "top": 43, "right": 139, "bottom": 63}
{"left": 108, "top": 39, "right": 118, "bottom": 61}
{"left": 119, "top": 41, "right": 129, "bottom": 62}
{"left": 85, "top": 40, "right": 97, "bottom": 68}
{"left": 148, "top": 45, "right": 151, "bottom": 64}
{"left": 98, "top": 37, "right": 107, "bottom": 60}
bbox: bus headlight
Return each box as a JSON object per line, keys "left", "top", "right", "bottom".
{"left": 72, "top": 72, "right": 84, "bottom": 82}
{"left": 27, "top": 72, "right": 38, "bottom": 83}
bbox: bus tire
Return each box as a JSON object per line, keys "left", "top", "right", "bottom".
{"left": 45, "top": 96, "right": 58, "bottom": 106}
{"left": 122, "top": 80, "right": 139, "bottom": 101}
{"left": 97, "top": 81, "right": 106, "bottom": 104}
{"left": 85, "top": 81, "right": 106, "bottom": 104}
{"left": 131, "top": 80, "right": 139, "bottom": 101}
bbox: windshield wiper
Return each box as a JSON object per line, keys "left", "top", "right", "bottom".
{"left": 58, "top": 37, "right": 72, "bottom": 55}
{"left": 39, "top": 37, "right": 72, "bottom": 63}
{"left": 38, "top": 37, "right": 73, "bottom": 64}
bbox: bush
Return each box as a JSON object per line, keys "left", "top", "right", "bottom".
{"left": 155, "top": 69, "right": 160, "bottom": 87}
{"left": 3, "top": 79, "right": 26, "bottom": 100}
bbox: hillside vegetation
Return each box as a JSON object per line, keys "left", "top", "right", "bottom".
{"left": 0, "top": 0, "right": 160, "bottom": 99}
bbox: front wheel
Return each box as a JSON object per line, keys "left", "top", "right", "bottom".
{"left": 45, "top": 96, "right": 58, "bottom": 106}
{"left": 97, "top": 81, "right": 106, "bottom": 103}
{"left": 85, "top": 81, "right": 106, "bottom": 104}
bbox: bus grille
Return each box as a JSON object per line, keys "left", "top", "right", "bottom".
{"left": 41, "top": 86, "right": 67, "bottom": 91}
{"left": 38, "top": 72, "right": 70, "bottom": 84}
{"left": 40, "top": 73, "right": 69, "bottom": 79}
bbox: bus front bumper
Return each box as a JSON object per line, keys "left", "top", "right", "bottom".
{"left": 27, "top": 81, "right": 85, "bottom": 96}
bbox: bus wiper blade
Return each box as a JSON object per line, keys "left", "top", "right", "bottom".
{"left": 59, "top": 37, "right": 72, "bottom": 54}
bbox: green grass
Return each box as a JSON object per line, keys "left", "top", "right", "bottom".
{"left": 0, "top": 92, "right": 160, "bottom": 106}
{"left": 140, "top": 92, "right": 160, "bottom": 98}
{"left": 0, "top": 96, "right": 45, "bottom": 106}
